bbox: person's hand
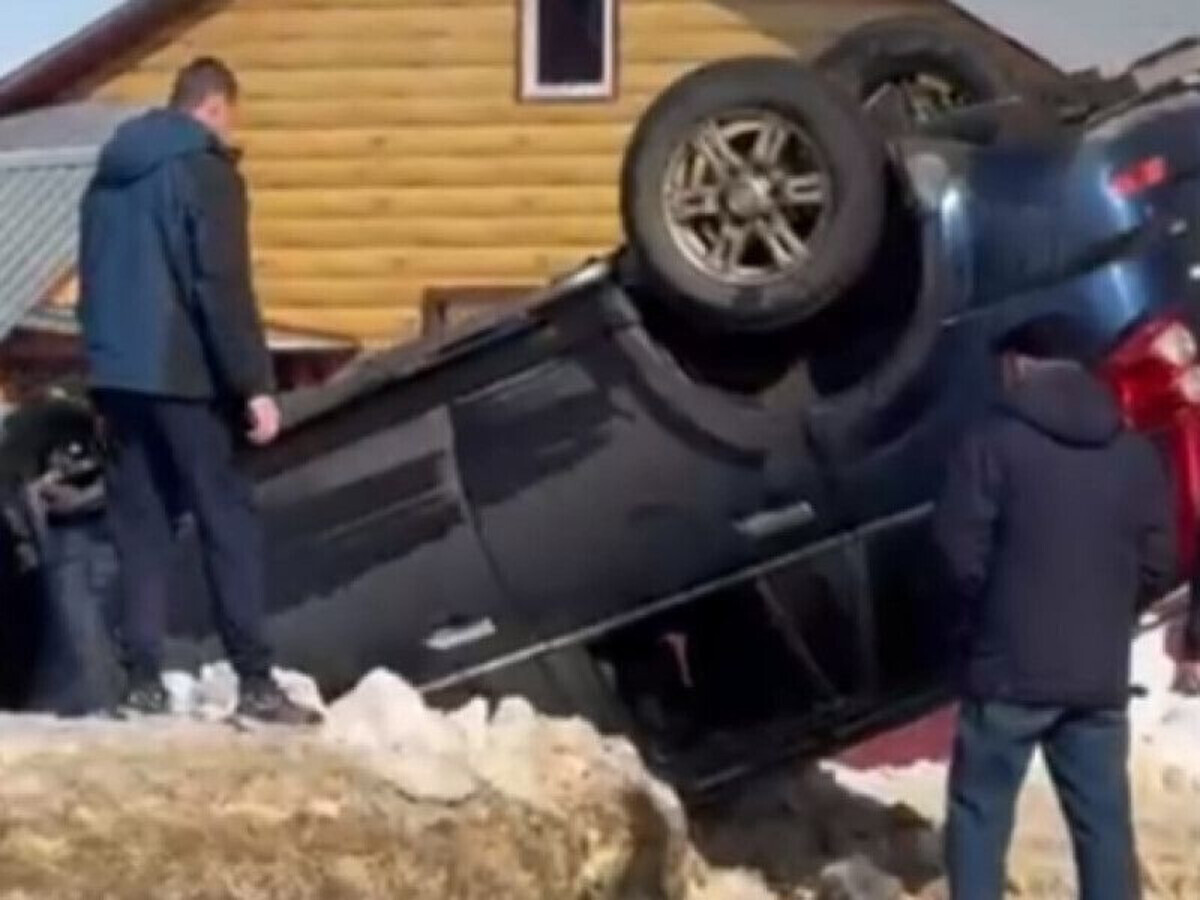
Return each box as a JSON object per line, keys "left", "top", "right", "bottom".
{"left": 1175, "top": 659, "right": 1200, "bottom": 696}
{"left": 246, "top": 395, "right": 281, "bottom": 446}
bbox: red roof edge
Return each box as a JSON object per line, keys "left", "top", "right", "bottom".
{"left": 0, "top": 0, "right": 201, "bottom": 117}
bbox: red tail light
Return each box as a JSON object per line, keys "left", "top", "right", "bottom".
{"left": 1110, "top": 155, "right": 1168, "bottom": 197}
{"left": 1100, "top": 318, "right": 1198, "bottom": 427}
{"left": 1148, "top": 321, "right": 1198, "bottom": 367}
{"left": 1100, "top": 314, "right": 1200, "bottom": 574}
{"left": 1178, "top": 367, "right": 1200, "bottom": 404}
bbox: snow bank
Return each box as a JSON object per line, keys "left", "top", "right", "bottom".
{"left": 0, "top": 663, "right": 775, "bottom": 900}
{"left": 316, "top": 669, "right": 775, "bottom": 899}
{"left": 3, "top": 623, "right": 1193, "bottom": 898}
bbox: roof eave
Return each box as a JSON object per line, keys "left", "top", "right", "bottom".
{"left": 0, "top": 0, "right": 199, "bottom": 117}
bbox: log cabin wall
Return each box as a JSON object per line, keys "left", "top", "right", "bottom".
{"left": 88, "top": 0, "right": 971, "bottom": 346}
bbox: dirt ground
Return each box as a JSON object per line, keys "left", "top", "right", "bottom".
{"left": 0, "top": 725, "right": 608, "bottom": 900}
{"left": 0, "top": 670, "right": 773, "bottom": 900}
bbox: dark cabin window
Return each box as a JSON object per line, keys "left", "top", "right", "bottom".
{"left": 521, "top": 0, "right": 616, "bottom": 100}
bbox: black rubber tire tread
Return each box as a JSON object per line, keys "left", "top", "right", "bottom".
{"left": 815, "top": 15, "right": 1019, "bottom": 126}
{"left": 0, "top": 397, "right": 97, "bottom": 487}
{"left": 621, "top": 57, "right": 887, "bottom": 334}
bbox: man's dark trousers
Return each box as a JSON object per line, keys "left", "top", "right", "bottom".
{"left": 946, "top": 700, "right": 1138, "bottom": 900}
{"left": 96, "top": 390, "right": 272, "bottom": 683}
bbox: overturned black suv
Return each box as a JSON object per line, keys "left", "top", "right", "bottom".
{"left": 4, "top": 20, "right": 1200, "bottom": 792}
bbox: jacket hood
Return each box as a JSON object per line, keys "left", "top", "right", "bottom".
{"left": 94, "top": 109, "right": 220, "bottom": 186}
{"left": 1001, "top": 363, "right": 1122, "bottom": 447}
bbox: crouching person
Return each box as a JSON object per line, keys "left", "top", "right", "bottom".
{"left": 932, "top": 327, "right": 1175, "bottom": 899}
{"left": 78, "top": 58, "right": 318, "bottom": 724}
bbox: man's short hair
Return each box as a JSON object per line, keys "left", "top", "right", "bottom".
{"left": 169, "top": 57, "right": 238, "bottom": 110}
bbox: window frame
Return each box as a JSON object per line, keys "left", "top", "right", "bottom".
{"left": 518, "top": 0, "right": 619, "bottom": 102}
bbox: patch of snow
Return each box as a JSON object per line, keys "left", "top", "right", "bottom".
{"left": 446, "top": 696, "right": 490, "bottom": 756}
{"left": 689, "top": 870, "right": 778, "bottom": 900}
{"left": 161, "top": 663, "right": 325, "bottom": 721}
{"left": 323, "top": 668, "right": 464, "bottom": 761}
{"left": 1129, "top": 626, "right": 1200, "bottom": 763}
{"left": 816, "top": 854, "right": 904, "bottom": 900}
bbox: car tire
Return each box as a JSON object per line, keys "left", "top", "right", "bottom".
{"left": 621, "top": 57, "right": 887, "bottom": 333}
{"left": 0, "top": 395, "right": 98, "bottom": 486}
{"left": 815, "top": 16, "right": 1020, "bottom": 131}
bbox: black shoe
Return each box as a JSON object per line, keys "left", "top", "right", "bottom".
{"left": 115, "top": 679, "right": 169, "bottom": 718}
{"left": 235, "top": 678, "right": 323, "bottom": 726}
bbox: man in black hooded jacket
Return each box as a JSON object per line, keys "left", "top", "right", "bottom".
{"left": 78, "top": 58, "right": 316, "bottom": 724}
{"left": 933, "top": 329, "right": 1175, "bottom": 899}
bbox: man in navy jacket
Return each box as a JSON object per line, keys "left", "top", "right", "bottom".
{"left": 933, "top": 327, "right": 1175, "bottom": 899}
{"left": 79, "top": 58, "right": 316, "bottom": 724}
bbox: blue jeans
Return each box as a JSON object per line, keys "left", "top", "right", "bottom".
{"left": 945, "top": 701, "right": 1138, "bottom": 900}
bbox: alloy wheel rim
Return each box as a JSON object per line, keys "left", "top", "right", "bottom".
{"left": 661, "top": 109, "right": 832, "bottom": 295}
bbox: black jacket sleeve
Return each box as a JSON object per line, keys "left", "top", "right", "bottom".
{"left": 182, "top": 154, "right": 274, "bottom": 400}
{"left": 1132, "top": 441, "right": 1177, "bottom": 612}
{"left": 932, "top": 425, "right": 1002, "bottom": 600}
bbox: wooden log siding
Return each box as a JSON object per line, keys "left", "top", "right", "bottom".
{"left": 91, "top": 0, "right": 949, "bottom": 344}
